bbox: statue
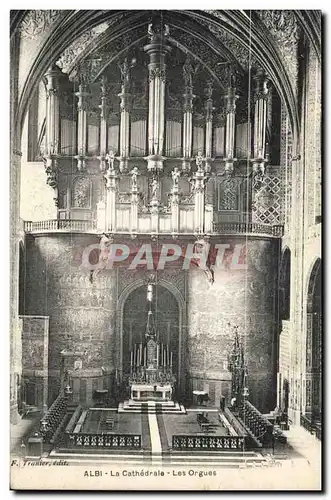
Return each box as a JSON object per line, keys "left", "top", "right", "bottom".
{"left": 195, "top": 151, "right": 204, "bottom": 172}
{"left": 131, "top": 166, "right": 140, "bottom": 190}
{"left": 118, "top": 58, "right": 136, "bottom": 90}
{"left": 148, "top": 21, "right": 170, "bottom": 41}
{"left": 183, "top": 56, "right": 195, "bottom": 89}
{"left": 171, "top": 167, "right": 181, "bottom": 189}
{"left": 150, "top": 176, "right": 159, "bottom": 200}
{"left": 105, "top": 150, "right": 115, "bottom": 172}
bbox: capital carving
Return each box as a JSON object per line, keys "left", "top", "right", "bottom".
{"left": 149, "top": 67, "right": 166, "bottom": 83}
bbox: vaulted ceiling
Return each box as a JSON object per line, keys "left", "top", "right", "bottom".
{"left": 11, "top": 9, "right": 322, "bottom": 151}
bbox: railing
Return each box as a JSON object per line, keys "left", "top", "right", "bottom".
{"left": 212, "top": 222, "right": 284, "bottom": 237}
{"left": 300, "top": 413, "right": 314, "bottom": 434}
{"left": 65, "top": 433, "right": 141, "bottom": 449}
{"left": 172, "top": 435, "right": 245, "bottom": 451}
{"left": 300, "top": 414, "right": 322, "bottom": 440}
{"left": 40, "top": 393, "right": 68, "bottom": 444}
{"left": 24, "top": 219, "right": 97, "bottom": 233}
{"left": 238, "top": 400, "right": 274, "bottom": 446}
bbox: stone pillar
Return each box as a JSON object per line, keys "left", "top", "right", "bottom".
{"left": 194, "top": 152, "right": 207, "bottom": 234}
{"left": 10, "top": 31, "right": 22, "bottom": 424}
{"left": 204, "top": 81, "right": 214, "bottom": 174}
{"left": 144, "top": 20, "right": 171, "bottom": 172}
{"left": 75, "top": 82, "right": 90, "bottom": 171}
{"left": 44, "top": 65, "right": 61, "bottom": 204}
{"left": 104, "top": 152, "right": 118, "bottom": 232}
{"left": 224, "top": 85, "right": 238, "bottom": 174}
{"left": 98, "top": 76, "right": 109, "bottom": 172}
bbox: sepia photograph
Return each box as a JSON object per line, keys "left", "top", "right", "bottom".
{"left": 9, "top": 8, "right": 322, "bottom": 491}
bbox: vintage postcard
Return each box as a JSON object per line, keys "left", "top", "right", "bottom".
{"left": 10, "top": 9, "right": 322, "bottom": 490}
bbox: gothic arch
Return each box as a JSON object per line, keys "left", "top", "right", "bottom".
{"left": 116, "top": 278, "right": 186, "bottom": 396}
{"left": 10, "top": 9, "right": 320, "bottom": 153}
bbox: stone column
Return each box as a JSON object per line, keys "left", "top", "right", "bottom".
{"left": 144, "top": 20, "right": 171, "bottom": 172}
{"left": 194, "top": 152, "right": 207, "bottom": 234}
{"left": 75, "top": 82, "right": 90, "bottom": 171}
{"left": 204, "top": 81, "right": 214, "bottom": 174}
{"left": 98, "top": 76, "right": 109, "bottom": 172}
{"left": 44, "top": 65, "right": 61, "bottom": 204}
{"left": 224, "top": 83, "right": 238, "bottom": 174}
{"left": 104, "top": 152, "right": 118, "bottom": 232}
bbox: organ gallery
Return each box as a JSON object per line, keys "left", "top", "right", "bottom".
{"left": 10, "top": 10, "right": 321, "bottom": 478}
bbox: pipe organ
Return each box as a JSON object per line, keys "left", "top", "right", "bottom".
{"left": 43, "top": 19, "right": 281, "bottom": 231}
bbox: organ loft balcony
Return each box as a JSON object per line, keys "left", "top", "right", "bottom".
{"left": 21, "top": 22, "right": 287, "bottom": 241}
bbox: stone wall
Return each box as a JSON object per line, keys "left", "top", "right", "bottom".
{"left": 21, "top": 315, "right": 49, "bottom": 409}
{"left": 23, "top": 234, "right": 280, "bottom": 410}
{"left": 24, "top": 234, "right": 117, "bottom": 405}
{"left": 186, "top": 238, "right": 280, "bottom": 412}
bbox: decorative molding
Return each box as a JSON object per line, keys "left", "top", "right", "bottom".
{"left": 149, "top": 68, "right": 166, "bottom": 82}
{"left": 56, "top": 22, "right": 110, "bottom": 74}
{"left": 257, "top": 10, "right": 299, "bottom": 89}
{"left": 20, "top": 10, "right": 63, "bottom": 39}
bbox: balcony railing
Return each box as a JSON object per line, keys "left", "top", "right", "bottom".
{"left": 212, "top": 222, "right": 284, "bottom": 237}
{"left": 24, "top": 219, "right": 97, "bottom": 233}
{"left": 23, "top": 219, "right": 284, "bottom": 238}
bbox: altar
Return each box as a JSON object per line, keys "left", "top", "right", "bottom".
{"left": 130, "top": 383, "right": 172, "bottom": 402}
{"left": 126, "top": 281, "right": 176, "bottom": 408}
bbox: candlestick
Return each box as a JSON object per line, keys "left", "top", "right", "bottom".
{"left": 167, "top": 346, "right": 169, "bottom": 366}
{"left": 157, "top": 346, "right": 159, "bottom": 367}
{"left": 170, "top": 352, "right": 173, "bottom": 368}
{"left": 131, "top": 351, "right": 133, "bottom": 368}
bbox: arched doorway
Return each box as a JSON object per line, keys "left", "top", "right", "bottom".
{"left": 122, "top": 284, "right": 180, "bottom": 393}
{"left": 306, "top": 258, "right": 322, "bottom": 423}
